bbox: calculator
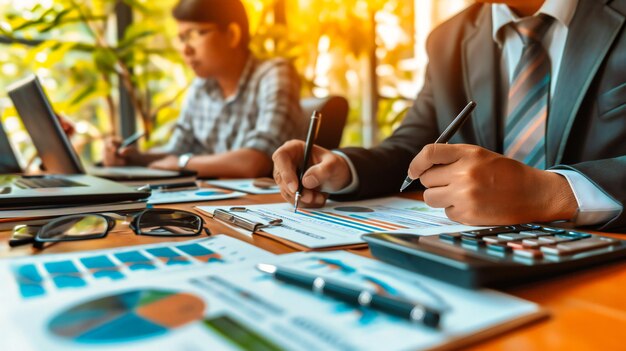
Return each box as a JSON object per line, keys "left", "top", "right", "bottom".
{"left": 362, "top": 224, "right": 626, "bottom": 288}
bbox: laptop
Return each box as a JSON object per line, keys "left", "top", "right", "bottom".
{"left": 7, "top": 75, "right": 190, "bottom": 182}
{"left": 1, "top": 78, "right": 150, "bottom": 207}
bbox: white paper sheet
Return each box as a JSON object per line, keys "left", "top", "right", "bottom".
{"left": 1, "top": 251, "right": 544, "bottom": 351}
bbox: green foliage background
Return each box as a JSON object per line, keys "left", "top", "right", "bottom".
{"left": 0, "top": 0, "right": 418, "bottom": 168}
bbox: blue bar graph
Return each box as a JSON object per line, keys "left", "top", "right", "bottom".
{"left": 81, "top": 256, "right": 125, "bottom": 280}
{"left": 13, "top": 264, "right": 46, "bottom": 298}
{"left": 114, "top": 251, "right": 157, "bottom": 271}
{"left": 9, "top": 239, "right": 238, "bottom": 300}
{"left": 177, "top": 243, "right": 223, "bottom": 263}
{"left": 44, "top": 261, "right": 87, "bottom": 289}
{"left": 147, "top": 247, "right": 191, "bottom": 266}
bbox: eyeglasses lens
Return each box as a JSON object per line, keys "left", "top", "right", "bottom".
{"left": 136, "top": 210, "right": 202, "bottom": 236}
{"left": 38, "top": 215, "right": 109, "bottom": 241}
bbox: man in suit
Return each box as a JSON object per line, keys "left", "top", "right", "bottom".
{"left": 272, "top": 0, "right": 626, "bottom": 230}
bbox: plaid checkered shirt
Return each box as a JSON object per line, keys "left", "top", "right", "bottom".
{"left": 162, "top": 56, "right": 304, "bottom": 158}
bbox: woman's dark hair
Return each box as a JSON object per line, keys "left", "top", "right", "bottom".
{"left": 172, "top": 0, "right": 250, "bottom": 50}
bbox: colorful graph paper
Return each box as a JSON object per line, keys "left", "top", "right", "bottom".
{"left": 2, "top": 236, "right": 272, "bottom": 301}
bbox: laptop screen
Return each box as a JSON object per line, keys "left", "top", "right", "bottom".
{"left": 7, "top": 75, "right": 85, "bottom": 174}
{"left": 0, "top": 117, "right": 21, "bottom": 173}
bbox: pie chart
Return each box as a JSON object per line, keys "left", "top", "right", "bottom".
{"left": 48, "top": 289, "right": 205, "bottom": 344}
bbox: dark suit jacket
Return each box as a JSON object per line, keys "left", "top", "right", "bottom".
{"left": 335, "top": 0, "right": 626, "bottom": 230}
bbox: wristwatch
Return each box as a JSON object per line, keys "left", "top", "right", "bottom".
{"left": 177, "top": 153, "right": 193, "bottom": 169}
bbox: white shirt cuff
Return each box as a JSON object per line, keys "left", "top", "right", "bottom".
{"left": 549, "top": 169, "right": 622, "bottom": 226}
{"left": 330, "top": 151, "right": 360, "bottom": 195}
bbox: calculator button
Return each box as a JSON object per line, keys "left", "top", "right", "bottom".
{"left": 440, "top": 233, "right": 462, "bottom": 242}
{"left": 461, "top": 226, "right": 518, "bottom": 238}
{"left": 483, "top": 236, "right": 509, "bottom": 244}
{"left": 541, "top": 237, "right": 618, "bottom": 256}
{"left": 461, "top": 237, "right": 484, "bottom": 246}
{"left": 538, "top": 235, "right": 578, "bottom": 244}
{"left": 539, "top": 227, "right": 566, "bottom": 234}
{"left": 487, "top": 243, "right": 512, "bottom": 253}
{"left": 497, "top": 233, "right": 528, "bottom": 241}
{"left": 564, "top": 231, "right": 592, "bottom": 240}
{"left": 514, "top": 248, "right": 543, "bottom": 259}
{"left": 521, "top": 238, "right": 543, "bottom": 248}
{"left": 518, "top": 230, "right": 553, "bottom": 238}
{"left": 507, "top": 241, "right": 526, "bottom": 250}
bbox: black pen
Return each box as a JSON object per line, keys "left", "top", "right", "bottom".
{"left": 294, "top": 111, "right": 322, "bottom": 213}
{"left": 256, "top": 263, "right": 441, "bottom": 328}
{"left": 117, "top": 131, "right": 145, "bottom": 154}
{"left": 400, "top": 101, "right": 477, "bottom": 192}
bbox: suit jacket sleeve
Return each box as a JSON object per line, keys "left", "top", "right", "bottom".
{"left": 331, "top": 63, "right": 439, "bottom": 201}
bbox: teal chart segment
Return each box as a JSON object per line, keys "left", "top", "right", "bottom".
{"left": 11, "top": 240, "right": 227, "bottom": 299}
{"left": 48, "top": 289, "right": 205, "bottom": 344}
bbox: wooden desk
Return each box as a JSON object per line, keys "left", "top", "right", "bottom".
{"left": 2, "top": 192, "right": 625, "bottom": 350}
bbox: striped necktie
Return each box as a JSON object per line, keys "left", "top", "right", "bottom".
{"left": 504, "top": 14, "right": 554, "bottom": 169}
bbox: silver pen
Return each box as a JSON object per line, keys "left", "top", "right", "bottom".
{"left": 400, "top": 101, "right": 476, "bottom": 192}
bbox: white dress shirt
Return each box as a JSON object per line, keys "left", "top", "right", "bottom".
{"left": 334, "top": 0, "right": 622, "bottom": 226}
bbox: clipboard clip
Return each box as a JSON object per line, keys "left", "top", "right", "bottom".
{"left": 213, "top": 207, "right": 282, "bottom": 232}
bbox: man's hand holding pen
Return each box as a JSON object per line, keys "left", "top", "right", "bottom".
{"left": 272, "top": 140, "right": 352, "bottom": 208}
{"left": 408, "top": 143, "right": 578, "bottom": 225}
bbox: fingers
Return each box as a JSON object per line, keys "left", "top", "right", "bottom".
{"left": 279, "top": 188, "right": 328, "bottom": 208}
{"left": 55, "top": 113, "right": 75, "bottom": 134}
{"left": 118, "top": 145, "right": 137, "bottom": 157}
{"left": 272, "top": 140, "right": 303, "bottom": 194}
{"left": 299, "top": 188, "right": 329, "bottom": 207}
{"left": 300, "top": 150, "right": 337, "bottom": 190}
{"left": 105, "top": 138, "right": 122, "bottom": 152}
{"left": 272, "top": 140, "right": 335, "bottom": 208}
{"left": 408, "top": 144, "right": 467, "bottom": 180}
{"left": 422, "top": 186, "right": 454, "bottom": 208}
{"left": 103, "top": 138, "right": 125, "bottom": 167}
{"left": 419, "top": 164, "right": 452, "bottom": 188}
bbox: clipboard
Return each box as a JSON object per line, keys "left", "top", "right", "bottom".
{"left": 199, "top": 205, "right": 369, "bottom": 251}
{"left": 212, "top": 207, "right": 283, "bottom": 232}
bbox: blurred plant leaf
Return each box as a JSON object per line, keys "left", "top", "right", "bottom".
{"left": 92, "top": 47, "right": 118, "bottom": 73}
{"left": 118, "top": 23, "right": 155, "bottom": 50}
{"left": 122, "top": 0, "right": 150, "bottom": 14}
{"left": 23, "top": 40, "right": 58, "bottom": 65}
{"left": 68, "top": 80, "right": 110, "bottom": 106}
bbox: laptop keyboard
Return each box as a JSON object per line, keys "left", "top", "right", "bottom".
{"left": 15, "top": 177, "right": 86, "bottom": 189}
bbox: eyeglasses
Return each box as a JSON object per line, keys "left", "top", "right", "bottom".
{"left": 175, "top": 28, "right": 218, "bottom": 48}
{"left": 9, "top": 209, "right": 211, "bottom": 249}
